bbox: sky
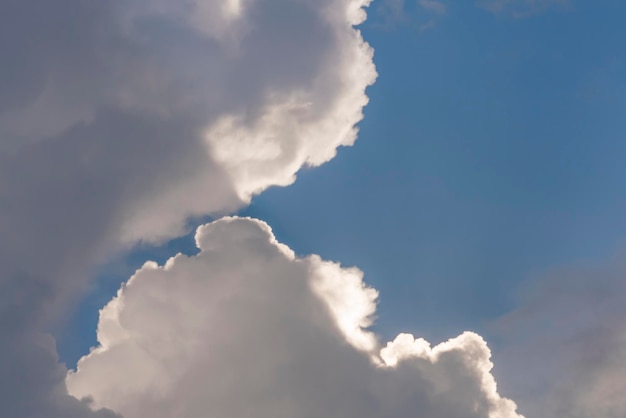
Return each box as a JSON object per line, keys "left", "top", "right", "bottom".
{"left": 2, "top": 1, "right": 626, "bottom": 418}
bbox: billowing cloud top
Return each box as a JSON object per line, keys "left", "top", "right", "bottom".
{"left": 67, "top": 217, "right": 523, "bottom": 418}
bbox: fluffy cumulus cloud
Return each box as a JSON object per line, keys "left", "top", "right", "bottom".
{"left": 0, "top": 0, "right": 375, "bottom": 416}
{"left": 492, "top": 256, "right": 626, "bottom": 418}
{"left": 67, "top": 217, "right": 523, "bottom": 418}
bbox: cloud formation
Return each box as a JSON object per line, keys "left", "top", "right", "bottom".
{"left": 2, "top": 0, "right": 376, "bottom": 246}
{"left": 0, "top": 0, "right": 375, "bottom": 416}
{"left": 492, "top": 255, "right": 626, "bottom": 418}
{"left": 67, "top": 217, "right": 523, "bottom": 418}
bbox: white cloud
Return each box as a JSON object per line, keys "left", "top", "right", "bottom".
{"left": 0, "top": 0, "right": 375, "bottom": 416}
{"left": 492, "top": 256, "right": 626, "bottom": 418}
{"left": 1, "top": 0, "right": 377, "bottom": 247}
{"left": 67, "top": 217, "right": 523, "bottom": 418}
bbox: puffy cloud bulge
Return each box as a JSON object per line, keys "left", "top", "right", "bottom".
{"left": 67, "top": 217, "right": 522, "bottom": 418}
{"left": 1, "top": 0, "right": 376, "bottom": 246}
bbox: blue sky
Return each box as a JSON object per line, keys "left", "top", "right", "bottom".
{"left": 55, "top": 0, "right": 626, "bottom": 367}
